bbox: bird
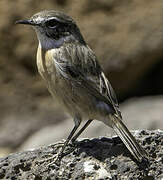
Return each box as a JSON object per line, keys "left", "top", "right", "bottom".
{"left": 15, "top": 10, "right": 148, "bottom": 164}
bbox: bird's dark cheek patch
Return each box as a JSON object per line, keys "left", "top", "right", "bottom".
{"left": 46, "top": 29, "right": 59, "bottom": 40}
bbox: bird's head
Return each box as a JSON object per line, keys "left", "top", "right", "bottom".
{"left": 16, "top": 10, "right": 86, "bottom": 49}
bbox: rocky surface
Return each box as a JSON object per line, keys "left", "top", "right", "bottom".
{"left": 0, "top": 130, "right": 162, "bottom": 180}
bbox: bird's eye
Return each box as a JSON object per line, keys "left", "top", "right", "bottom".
{"left": 46, "top": 19, "right": 58, "bottom": 28}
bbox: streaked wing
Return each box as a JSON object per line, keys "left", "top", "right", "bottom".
{"left": 54, "top": 44, "right": 121, "bottom": 117}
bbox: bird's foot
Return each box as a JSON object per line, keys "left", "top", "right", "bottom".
{"left": 35, "top": 142, "right": 64, "bottom": 167}
{"left": 47, "top": 142, "right": 78, "bottom": 167}
{"left": 44, "top": 153, "right": 62, "bottom": 167}
{"left": 36, "top": 141, "right": 77, "bottom": 168}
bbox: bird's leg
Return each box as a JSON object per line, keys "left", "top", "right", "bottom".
{"left": 56, "top": 117, "right": 81, "bottom": 159}
{"left": 39, "top": 117, "right": 81, "bottom": 166}
{"left": 71, "top": 119, "right": 93, "bottom": 143}
{"left": 56, "top": 119, "right": 93, "bottom": 161}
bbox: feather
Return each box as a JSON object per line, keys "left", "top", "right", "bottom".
{"left": 110, "top": 114, "right": 148, "bottom": 162}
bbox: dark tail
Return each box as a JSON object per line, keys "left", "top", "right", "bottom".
{"left": 110, "top": 115, "right": 148, "bottom": 162}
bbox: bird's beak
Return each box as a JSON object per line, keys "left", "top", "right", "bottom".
{"left": 15, "top": 19, "right": 36, "bottom": 26}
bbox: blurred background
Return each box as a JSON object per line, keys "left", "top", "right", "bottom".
{"left": 0, "top": 0, "right": 163, "bottom": 157}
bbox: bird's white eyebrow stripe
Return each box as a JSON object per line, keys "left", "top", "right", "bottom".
{"left": 47, "top": 17, "right": 58, "bottom": 21}
{"left": 35, "top": 16, "right": 45, "bottom": 23}
{"left": 36, "top": 16, "right": 61, "bottom": 24}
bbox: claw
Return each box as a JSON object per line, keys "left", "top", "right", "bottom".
{"left": 47, "top": 154, "right": 61, "bottom": 167}
{"left": 36, "top": 142, "right": 64, "bottom": 165}
{"left": 35, "top": 140, "right": 77, "bottom": 168}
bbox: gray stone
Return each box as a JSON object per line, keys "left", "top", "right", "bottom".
{"left": 0, "top": 130, "right": 162, "bottom": 179}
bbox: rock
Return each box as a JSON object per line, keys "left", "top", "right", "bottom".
{"left": 0, "top": 130, "right": 162, "bottom": 179}
{"left": 19, "top": 96, "right": 163, "bottom": 151}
